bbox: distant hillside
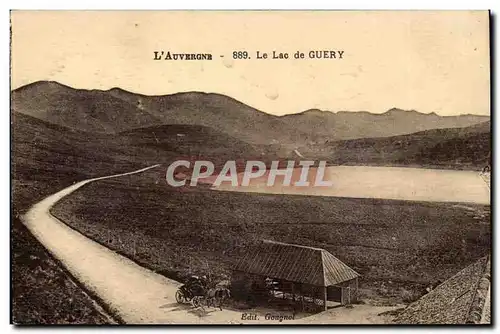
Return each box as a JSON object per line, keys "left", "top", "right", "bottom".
{"left": 11, "top": 111, "right": 276, "bottom": 193}
{"left": 11, "top": 112, "right": 150, "bottom": 189}
{"left": 12, "top": 82, "right": 163, "bottom": 134}
{"left": 302, "top": 121, "right": 491, "bottom": 170}
{"left": 117, "top": 124, "right": 270, "bottom": 164}
{"left": 12, "top": 81, "right": 489, "bottom": 146}
{"left": 12, "top": 81, "right": 302, "bottom": 145}
{"left": 281, "top": 108, "right": 489, "bottom": 142}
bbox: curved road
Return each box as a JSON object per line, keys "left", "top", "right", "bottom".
{"left": 20, "top": 164, "right": 397, "bottom": 324}
{"left": 20, "top": 165, "right": 243, "bottom": 324}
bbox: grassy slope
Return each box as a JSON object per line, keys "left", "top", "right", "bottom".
{"left": 303, "top": 121, "right": 491, "bottom": 170}
{"left": 11, "top": 218, "right": 114, "bottom": 324}
{"left": 280, "top": 108, "right": 489, "bottom": 142}
{"left": 117, "top": 121, "right": 492, "bottom": 172}
{"left": 13, "top": 81, "right": 489, "bottom": 146}
{"left": 12, "top": 81, "right": 302, "bottom": 145}
{"left": 11, "top": 112, "right": 272, "bottom": 323}
{"left": 11, "top": 96, "right": 491, "bottom": 321}
{"left": 10, "top": 113, "right": 147, "bottom": 324}
{"left": 51, "top": 167, "right": 491, "bottom": 305}
{"left": 11, "top": 166, "right": 116, "bottom": 324}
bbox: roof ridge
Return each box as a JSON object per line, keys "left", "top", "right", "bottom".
{"left": 394, "top": 256, "right": 490, "bottom": 324}
{"left": 321, "top": 249, "right": 361, "bottom": 277}
{"left": 414, "top": 256, "right": 489, "bottom": 303}
{"left": 262, "top": 239, "right": 325, "bottom": 252}
{"left": 235, "top": 240, "right": 359, "bottom": 286}
{"left": 466, "top": 255, "right": 491, "bottom": 324}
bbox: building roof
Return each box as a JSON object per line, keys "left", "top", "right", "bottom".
{"left": 233, "top": 240, "right": 360, "bottom": 287}
{"left": 394, "top": 256, "right": 491, "bottom": 324}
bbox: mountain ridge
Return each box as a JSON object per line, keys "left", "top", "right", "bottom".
{"left": 12, "top": 80, "right": 490, "bottom": 145}
{"left": 14, "top": 80, "right": 489, "bottom": 118}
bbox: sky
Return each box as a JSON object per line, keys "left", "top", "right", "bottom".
{"left": 11, "top": 11, "right": 490, "bottom": 116}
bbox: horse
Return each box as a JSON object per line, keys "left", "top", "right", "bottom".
{"left": 206, "top": 287, "right": 231, "bottom": 310}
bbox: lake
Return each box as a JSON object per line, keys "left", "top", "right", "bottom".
{"left": 211, "top": 166, "right": 490, "bottom": 204}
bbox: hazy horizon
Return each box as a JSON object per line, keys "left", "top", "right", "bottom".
{"left": 11, "top": 11, "right": 490, "bottom": 116}
{"left": 12, "top": 79, "right": 490, "bottom": 117}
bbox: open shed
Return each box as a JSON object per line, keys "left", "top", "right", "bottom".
{"left": 232, "top": 240, "right": 360, "bottom": 311}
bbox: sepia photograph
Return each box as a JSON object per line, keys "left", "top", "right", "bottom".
{"left": 10, "top": 10, "right": 491, "bottom": 325}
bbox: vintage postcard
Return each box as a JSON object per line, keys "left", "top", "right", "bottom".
{"left": 10, "top": 10, "right": 491, "bottom": 325}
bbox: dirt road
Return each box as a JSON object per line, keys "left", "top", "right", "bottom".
{"left": 20, "top": 165, "right": 247, "bottom": 324}
{"left": 20, "top": 164, "right": 396, "bottom": 324}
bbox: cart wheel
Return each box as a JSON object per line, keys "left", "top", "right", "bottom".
{"left": 192, "top": 296, "right": 201, "bottom": 308}
{"left": 175, "top": 290, "right": 185, "bottom": 304}
{"left": 199, "top": 297, "right": 206, "bottom": 312}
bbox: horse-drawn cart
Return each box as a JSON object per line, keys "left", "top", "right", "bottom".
{"left": 175, "top": 276, "right": 231, "bottom": 311}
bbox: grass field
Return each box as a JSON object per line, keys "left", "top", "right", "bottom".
{"left": 9, "top": 112, "right": 274, "bottom": 323}
{"left": 51, "top": 166, "right": 491, "bottom": 305}
{"left": 10, "top": 113, "right": 145, "bottom": 324}
{"left": 11, "top": 173, "right": 117, "bottom": 324}
{"left": 11, "top": 93, "right": 490, "bottom": 322}
{"left": 11, "top": 216, "right": 115, "bottom": 324}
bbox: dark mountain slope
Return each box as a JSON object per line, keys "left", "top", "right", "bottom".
{"left": 304, "top": 121, "right": 491, "bottom": 170}
{"left": 12, "top": 111, "right": 269, "bottom": 192}
{"left": 117, "top": 124, "right": 269, "bottom": 164}
{"left": 12, "top": 81, "right": 489, "bottom": 146}
{"left": 281, "top": 108, "right": 489, "bottom": 142}
{"left": 12, "top": 82, "right": 164, "bottom": 134}
{"left": 11, "top": 109, "right": 276, "bottom": 323}
{"left": 12, "top": 82, "right": 303, "bottom": 145}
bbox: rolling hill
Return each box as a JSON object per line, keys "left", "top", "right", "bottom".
{"left": 12, "top": 81, "right": 300, "bottom": 145}
{"left": 302, "top": 121, "right": 491, "bottom": 170}
{"left": 11, "top": 110, "right": 272, "bottom": 323}
{"left": 11, "top": 81, "right": 491, "bottom": 323}
{"left": 12, "top": 81, "right": 489, "bottom": 146}
{"left": 281, "top": 108, "right": 489, "bottom": 142}
{"left": 11, "top": 112, "right": 266, "bottom": 196}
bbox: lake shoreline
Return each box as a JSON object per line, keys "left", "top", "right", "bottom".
{"left": 212, "top": 166, "right": 490, "bottom": 205}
